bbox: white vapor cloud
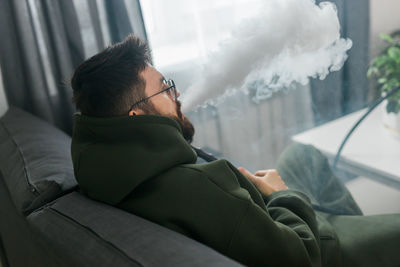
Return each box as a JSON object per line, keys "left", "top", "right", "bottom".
{"left": 181, "top": 0, "right": 352, "bottom": 112}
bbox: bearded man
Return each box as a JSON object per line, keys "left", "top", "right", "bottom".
{"left": 70, "top": 34, "right": 400, "bottom": 267}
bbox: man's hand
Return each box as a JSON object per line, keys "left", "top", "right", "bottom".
{"left": 238, "top": 167, "right": 288, "bottom": 197}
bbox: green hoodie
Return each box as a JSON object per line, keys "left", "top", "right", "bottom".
{"left": 71, "top": 114, "right": 331, "bottom": 267}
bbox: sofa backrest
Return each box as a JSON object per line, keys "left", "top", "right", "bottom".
{"left": 0, "top": 107, "right": 77, "bottom": 215}
{"left": 28, "top": 191, "right": 241, "bottom": 267}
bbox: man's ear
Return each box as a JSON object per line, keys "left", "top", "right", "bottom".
{"left": 129, "top": 109, "right": 145, "bottom": 116}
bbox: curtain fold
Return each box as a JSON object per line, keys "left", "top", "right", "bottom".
{"left": 310, "top": 0, "right": 370, "bottom": 125}
{"left": 0, "top": 66, "right": 7, "bottom": 117}
{"left": 0, "top": 0, "right": 147, "bottom": 134}
{"left": 105, "top": 0, "right": 147, "bottom": 43}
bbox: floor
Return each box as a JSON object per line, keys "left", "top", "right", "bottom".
{"left": 345, "top": 176, "right": 400, "bottom": 215}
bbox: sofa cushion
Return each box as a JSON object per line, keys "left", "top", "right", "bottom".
{"left": 0, "top": 107, "right": 77, "bottom": 215}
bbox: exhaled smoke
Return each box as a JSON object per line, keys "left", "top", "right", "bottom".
{"left": 181, "top": 0, "right": 352, "bottom": 112}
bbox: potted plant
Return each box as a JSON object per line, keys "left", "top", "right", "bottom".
{"left": 368, "top": 31, "right": 400, "bottom": 137}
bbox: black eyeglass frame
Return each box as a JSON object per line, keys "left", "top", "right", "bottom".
{"left": 129, "top": 79, "right": 177, "bottom": 111}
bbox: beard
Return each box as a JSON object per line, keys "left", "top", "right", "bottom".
{"left": 174, "top": 100, "right": 195, "bottom": 144}
{"left": 144, "top": 100, "right": 195, "bottom": 144}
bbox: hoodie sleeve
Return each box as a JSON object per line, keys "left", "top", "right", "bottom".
{"left": 189, "top": 160, "right": 321, "bottom": 267}
{"left": 226, "top": 189, "right": 321, "bottom": 267}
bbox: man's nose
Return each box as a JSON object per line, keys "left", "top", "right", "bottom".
{"left": 177, "top": 90, "right": 181, "bottom": 98}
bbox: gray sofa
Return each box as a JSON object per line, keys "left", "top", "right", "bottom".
{"left": 0, "top": 107, "right": 240, "bottom": 267}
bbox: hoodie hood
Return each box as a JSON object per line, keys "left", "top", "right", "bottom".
{"left": 71, "top": 114, "right": 197, "bottom": 204}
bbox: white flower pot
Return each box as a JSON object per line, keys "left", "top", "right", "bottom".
{"left": 382, "top": 100, "right": 400, "bottom": 140}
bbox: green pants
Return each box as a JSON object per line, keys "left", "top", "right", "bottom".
{"left": 277, "top": 143, "right": 400, "bottom": 267}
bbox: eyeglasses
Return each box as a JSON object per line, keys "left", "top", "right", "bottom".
{"left": 129, "top": 79, "right": 177, "bottom": 111}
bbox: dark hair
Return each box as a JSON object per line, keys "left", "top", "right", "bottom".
{"left": 71, "top": 34, "right": 151, "bottom": 117}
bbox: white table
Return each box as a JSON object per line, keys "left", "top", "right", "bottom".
{"left": 292, "top": 106, "right": 400, "bottom": 188}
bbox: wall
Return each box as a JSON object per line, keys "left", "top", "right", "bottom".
{"left": 370, "top": 0, "right": 400, "bottom": 58}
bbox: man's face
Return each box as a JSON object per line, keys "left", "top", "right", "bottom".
{"left": 140, "top": 65, "right": 180, "bottom": 117}
{"left": 130, "top": 65, "right": 195, "bottom": 143}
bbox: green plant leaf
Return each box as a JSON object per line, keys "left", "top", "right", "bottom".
{"left": 378, "top": 78, "right": 387, "bottom": 84}
{"left": 382, "top": 83, "right": 390, "bottom": 92}
{"left": 374, "top": 55, "right": 389, "bottom": 67}
{"left": 392, "top": 79, "right": 400, "bottom": 88}
{"left": 380, "top": 33, "right": 395, "bottom": 44}
{"left": 388, "top": 47, "right": 400, "bottom": 59}
{"left": 369, "top": 33, "right": 400, "bottom": 112}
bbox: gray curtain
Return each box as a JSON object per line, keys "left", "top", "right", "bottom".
{"left": 310, "top": 0, "right": 370, "bottom": 125}
{"left": 0, "top": 0, "right": 147, "bottom": 134}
